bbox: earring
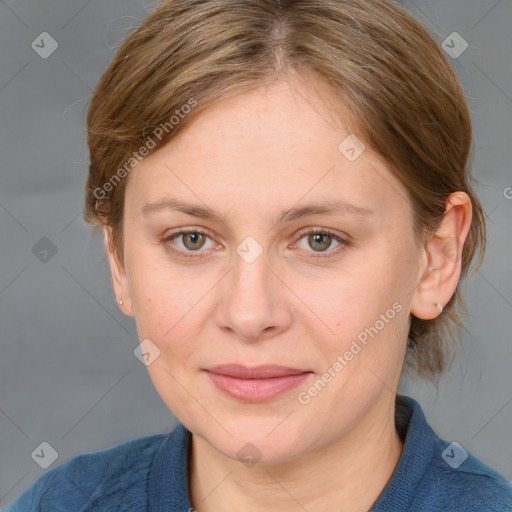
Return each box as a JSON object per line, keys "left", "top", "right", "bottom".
{"left": 433, "top": 302, "right": 443, "bottom": 313}
{"left": 118, "top": 299, "right": 123, "bottom": 305}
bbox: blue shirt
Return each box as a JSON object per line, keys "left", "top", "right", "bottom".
{"left": 5, "top": 395, "right": 512, "bottom": 511}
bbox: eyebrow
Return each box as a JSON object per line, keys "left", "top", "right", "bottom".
{"left": 140, "top": 197, "right": 374, "bottom": 225}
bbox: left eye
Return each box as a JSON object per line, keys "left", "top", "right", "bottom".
{"left": 294, "top": 228, "right": 350, "bottom": 257}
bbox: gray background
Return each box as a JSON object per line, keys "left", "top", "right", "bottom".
{"left": 0, "top": 0, "right": 511, "bottom": 506}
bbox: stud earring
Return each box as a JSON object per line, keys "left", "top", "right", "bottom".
{"left": 433, "top": 302, "right": 443, "bottom": 313}
{"left": 118, "top": 299, "right": 123, "bottom": 305}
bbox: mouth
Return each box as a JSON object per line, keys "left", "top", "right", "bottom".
{"left": 202, "top": 364, "right": 312, "bottom": 402}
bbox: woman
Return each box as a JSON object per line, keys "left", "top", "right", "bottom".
{"left": 6, "top": 0, "right": 512, "bottom": 510}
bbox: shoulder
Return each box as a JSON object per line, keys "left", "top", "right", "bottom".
{"left": 4, "top": 432, "right": 168, "bottom": 512}
{"left": 420, "top": 436, "right": 512, "bottom": 511}
{"left": 397, "top": 396, "right": 512, "bottom": 511}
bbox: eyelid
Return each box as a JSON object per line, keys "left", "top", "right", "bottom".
{"left": 163, "top": 227, "right": 219, "bottom": 258}
{"left": 291, "top": 227, "right": 350, "bottom": 258}
{"left": 162, "top": 226, "right": 350, "bottom": 259}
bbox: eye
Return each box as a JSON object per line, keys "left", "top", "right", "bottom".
{"left": 162, "top": 227, "right": 351, "bottom": 260}
{"left": 294, "top": 228, "right": 350, "bottom": 257}
{"left": 162, "top": 228, "right": 218, "bottom": 258}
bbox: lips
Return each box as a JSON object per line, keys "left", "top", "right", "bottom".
{"left": 203, "top": 364, "right": 312, "bottom": 402}
{"left": 204, "top": 364, "right": 309, "bottom": 379}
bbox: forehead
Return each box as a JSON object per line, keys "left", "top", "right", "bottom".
{"left": 124, "top": 78, "right": 412, "bottom": 224}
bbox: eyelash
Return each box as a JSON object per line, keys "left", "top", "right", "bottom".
{"left": 162, "top": 227, "right": 351, "bottom": 260}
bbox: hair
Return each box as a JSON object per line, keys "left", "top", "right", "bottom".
{"left": 84, "top": 0, "right": 486, "bottom": 384}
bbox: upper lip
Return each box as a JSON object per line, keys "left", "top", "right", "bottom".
{"left": 204, "top": 364, "right": 310, "bottom": 379}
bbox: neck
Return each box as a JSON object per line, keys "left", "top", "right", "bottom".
{"left": 188, "top": 396, "right": 404, "bottom": 512}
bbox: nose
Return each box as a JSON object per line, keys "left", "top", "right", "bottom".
{"left": 213, "top": 243, "right": 292, "bottom": 343}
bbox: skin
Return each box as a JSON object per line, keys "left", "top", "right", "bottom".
{"left": 105, "top": 72, "right": 472, "bottom": 512}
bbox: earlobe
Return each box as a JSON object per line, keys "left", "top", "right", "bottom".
{"left": 103, "top": 227, "right": 134, "bottom": 317}
{"left": 410, "top": 192, "right": 472, "bottom": 320}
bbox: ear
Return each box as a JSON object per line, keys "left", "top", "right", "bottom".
{"left": 103, "top": 227, "right": 134, "bottom": 317}
{"left": 410, "top": 191, "right": 473, "bottom": 320}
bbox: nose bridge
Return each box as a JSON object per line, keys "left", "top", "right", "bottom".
{"left": 215, "top": 235, "right": 288, "bottom": 340}
{"left": 231, "top": 237, "right": 273, "bottom": 313}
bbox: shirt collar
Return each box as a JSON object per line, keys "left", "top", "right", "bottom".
{"left": 369, "top": 395, "right": 437, "bottom": 510}
{"left": 149, "top": 395, "right": 435, "bottom": 511}
{"left": 148, "top": 419, "right": 193, "bottom": 511}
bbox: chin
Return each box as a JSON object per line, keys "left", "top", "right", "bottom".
{"left": 203, "top": 421, "right": 309, "bottom": 465}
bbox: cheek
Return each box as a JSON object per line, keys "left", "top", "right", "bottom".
{"left": 134, "top": 286, "right": 202, "bottom": 356}
{"left": 125, "top": 252, "right": 204, "bottom": 359}
{"left": 314, "top": 252, "right": 410, "bottom": 365}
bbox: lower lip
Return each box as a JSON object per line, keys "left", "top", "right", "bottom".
{"left": 205, "top": 371, "right": 311, "bottom": 402}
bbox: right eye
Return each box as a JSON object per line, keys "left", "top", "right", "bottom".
{"left": 162, "top": 228, "right": 220, "bottom": 259}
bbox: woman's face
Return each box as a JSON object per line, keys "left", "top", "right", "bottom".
{"left": 111, "top": 76, "right": 425, "bottom": 464}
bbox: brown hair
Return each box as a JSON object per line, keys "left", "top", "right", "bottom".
{"left": 84, "top": 0, "right": 486, "bottom": 383}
